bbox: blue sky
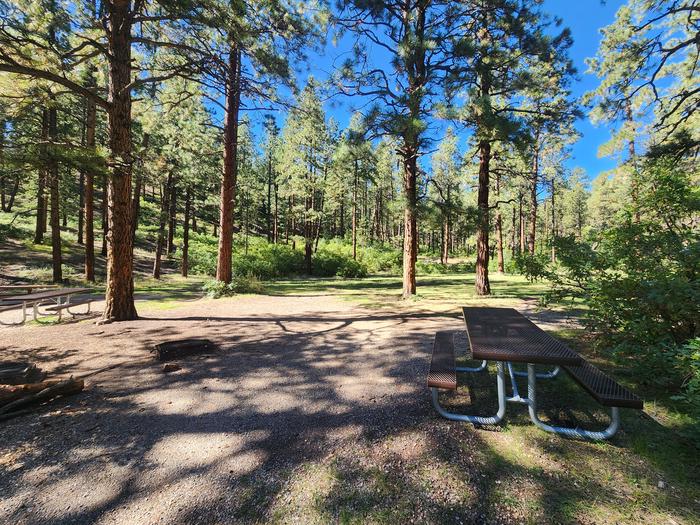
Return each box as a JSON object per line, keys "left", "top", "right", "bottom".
{"left": 253, "top": 0, "right": 627, "bottom": 183}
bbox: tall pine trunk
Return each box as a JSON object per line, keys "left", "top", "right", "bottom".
{"left": 83, "top": 91, "right": 96, "bottom": 282}
{"left": 103, "top": 0, "right": 137, "bottom": 321}
{"left": 527, "top": 142, "right": 539, "bottom": 255}
{"left": 352, "top": 160, "right": 358, "bottom": 260}
{"left": 401, "top": 149, "right": 418, "bottom": 298}
{"left": 48, "top": 106, "right": 62, "bottom": 283}
{"left": 131, "top": 132, "right": 148, "bottom": 241}
{"left": 216, "top": 45, "right": 241, "bottom": 283}
{"left": 34, "top": 110, "right": 49, "bottom": 244}
{"left": 153, "top": 176, "right": 170, "bottom": 279}
{"left": 167, "top": 177, "right": 177, "bottom": 254}
{"left": 182, "top": 188, "right": 191, "bottom": 277}
{"left": 475, "top": 140, "right": 491, "bottom": 295}
{"left": 550, "top": 177, "right": 556, "bottom": 263}
{"left": 495, "top": 172, "right": 504, "bottom": 273}
{"left": 101, "top": 173, "right": 108, "bottom": 257}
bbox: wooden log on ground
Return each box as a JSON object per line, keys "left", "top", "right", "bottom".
{"left": 0, "top": 380, "right": 62, "bottom": 406}
{"left": 0, "top": 378, "right": 84, "bottom": 415}
{"left": 153, "top": 338, "right": 215, "bottom": 361}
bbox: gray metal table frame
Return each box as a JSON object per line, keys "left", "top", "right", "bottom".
{"left": 430, "top": 308, "right": 620, "bottom": 440}
{"left": 0, "top": 288, "right": 92, "bottom": 325}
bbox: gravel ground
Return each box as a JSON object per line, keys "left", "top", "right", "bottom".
{"left": 0, "top": 294, "right": 469, "bottom": 524}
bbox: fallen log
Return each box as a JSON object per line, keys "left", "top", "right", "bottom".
{"left": 0, "top": 378, "right": 84, "bottom": 415}
{"left": 0, "top": 380, "right": 62, "bottom": 406}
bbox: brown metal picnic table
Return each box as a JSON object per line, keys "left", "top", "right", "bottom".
{"left": 0, "top": 287, "right": 92, "bottom": 325}
{"left": 462, "top": 307, "right": 582, "bottom": 366}
{"left": 427, "top": 307, "right": 641, "bottom": 440}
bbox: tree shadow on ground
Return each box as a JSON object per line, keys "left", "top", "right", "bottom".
{"left": 0, "top": 312, "right": 697, "bottom": 524}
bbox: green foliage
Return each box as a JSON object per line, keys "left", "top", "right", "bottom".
{"left": 542, "top": 158, "right": 699, "bottom": 404}
{"left": 513, "top": 252, "right": 551, "bottom": 282}
{"left": 203, "top": 275, "right": 265, "bottom": 298}
{"left": 313, "top": 249, "right": 368, "bottom": 278}
{"left": 671, "top": 339, "right": 700, "bottom": 413}
{"left": 416, "top": 260, "right": 475, "bottom": 275}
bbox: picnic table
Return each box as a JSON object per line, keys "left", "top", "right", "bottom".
{"left": 0, "top": 284, "right": 58, "bottom": 301}
{"left": 427, "top": 307, "right": 642, "bottom": 440}
{"left": 0, "top": 287, "right": 94, "bottom": 325}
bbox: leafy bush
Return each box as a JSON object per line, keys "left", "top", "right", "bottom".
{"left": 183, "top": 234, "right": 372, "bottom": 279}
{"left": 513, "top": 252, "right": 552, "bottom": 282}
{"left": 416, "top": 260, "right": 476, "bottom": 274}
{"left": 186, "top": 232, "right": 219, "bottom": 276}
{"left": 671, "top": 338, "right": 700, "bottom": 413}
{"left": 543, "top": 159, "right": 699, "bottom": 407}
{"left": 312, "top": 249, "right": 368, "bottom": 278}
{"left": 336, "top": 258, "right": 368, "bottom": 278}
{"left": 203, "top": 275, "right": 265, "bottom": 297}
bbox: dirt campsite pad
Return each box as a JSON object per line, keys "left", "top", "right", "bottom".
{"left": 1, "top": 293, "right": 698, "bottom": 524}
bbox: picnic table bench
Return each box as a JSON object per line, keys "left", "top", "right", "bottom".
{"left": 428, "top": 307, "right": 642, "bottom": 440}
{"left": 0, "top": 287, "right": 95, "bottom": 325}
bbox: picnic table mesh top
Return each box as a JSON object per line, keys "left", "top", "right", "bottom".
{"left": 462, "top": 307, "right": 583, "bottom": 366}
{"left": 1, "top": 287, "right": 91, "bottom": 302}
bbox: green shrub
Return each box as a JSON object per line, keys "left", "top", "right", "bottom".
{"left": 336, "top": 258, "right": 368, "bottom": 278}
{"left": 542, "top": 159, "right": 699, "bottom": 408}
{"left": 513, "top": 252, "right": 552, "bottom": 282}
{"left": 416, "top": 260, "right": 476, "bottom": 274}
{"left": 672, "top": 338, "right": 700, "bottom": 414}
{"left": 203, "top": 275, "right": 265, "bottom": 298}
{"left": 185, "top": 232, "right": 218, "bottom": 276}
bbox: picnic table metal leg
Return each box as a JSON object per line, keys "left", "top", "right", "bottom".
{"left": 455, "top": 360, "right": 487, "bottom": 373}
{"left": 526, "top": 364, "right": 620, "bottom": 440}
{"left": 512, "top": 365, "right": 561, "bottom": 379}
{"left": 0, "top": 302, "right": 28, "bottom": 326}
{"left": 431, "top": 362, "right": 506, "bottom": 426}
{"left": 506, "top": 362, "right": 528, "bottom": 404}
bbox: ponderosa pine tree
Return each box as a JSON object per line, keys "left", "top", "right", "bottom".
{"left": 337, "top": 0, "right": 467, "bottom": 298}
{"left": 446, "top": 0, "right": 576, "bottom": 294}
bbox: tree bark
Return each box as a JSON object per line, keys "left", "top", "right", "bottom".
{"left": 352, "top": 159, "right": 358, "bottom": 260}
{"left": 153, "top": 177, "right": 170, "bottom": 279}
{"left": 182, "top": 188, "right": 191, "bottom": 277}
{"left": 83, "top": 92, "right": 96, "bottom": 282}
{"left": 167, "top": 177, "right": 177, "bottom": 254}
{"left": 527, "top": 143, "right": 539, "bottom": 255}
{"left": 34, "top": 110, "right": 49, "bottom": 244}
{"left": 475, "top": 140, "right": 491, "bottom": 295}
{"left": 103, "top": 0, "right": 137, "bottom": 321}
{"left": 550, "top": 176, "right": 556, "bottom": 263}
{"left": 216, "top": 45, "right": 241, "bottom": 283}
{"left": 101, "top": 173, "right": 108, "bottom": 257}
{"left": 131, "top": 132, "right": 148, "bottom": 241}
{"left": 495, "top": 172, "right": 504, "bottom": 273}
{"left": 47, "top": 106, "right": 62, "bottom": 283}
{"left": 401, "top": 148, "right": 418, "bottom": 298}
